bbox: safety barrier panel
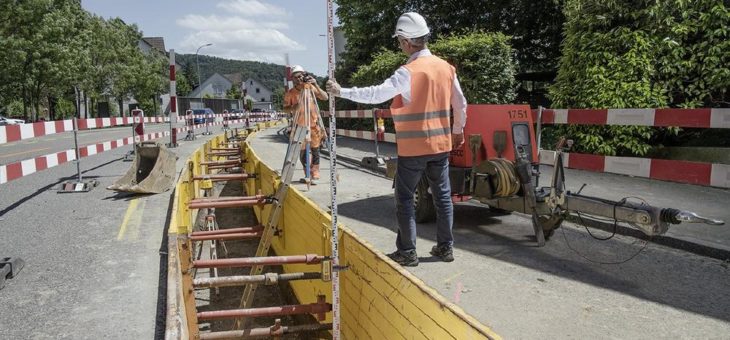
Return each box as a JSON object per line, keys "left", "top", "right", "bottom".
{"left": 166, "top": 121, "right": 499, "bottom": 339}
{"left": 0, "top": 116, "right": 170, "bottom": 145}
{"left": 329, "top": 107, "right": 730, "bottom": 188}
{"left": 0, "top": 113, "right": 287, "bottom": 146}
{"left": 531, "top": 107, "right": 730, "bottom": 188}
{"left": 0, "top": 116, "right": 277, "bottom": 185}
{"left": 533, "top": 108, "right": 730, "bottom": 128}
{"left": 0, "top": 130, "right": 168, "bottom": 185}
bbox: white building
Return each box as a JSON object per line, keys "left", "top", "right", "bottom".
{"left": 188, "top": 73, "right": 233, "bottom": 99}
{"left": 242, "top": 78, "right": 273, "bottom": 103}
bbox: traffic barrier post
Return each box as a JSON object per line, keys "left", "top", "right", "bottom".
{"left": 185, "top": 109, "right": 195, "bottom": 141}
{"left": 124, "top": 109, "right": 145, "bottom": 161}
{"left": 58, "top": 116, "right": 98, "bottom": 193}
{"left": 203, "top": 112, "right": 212, "bottom": 135}
{"left": 168, "top": 49, "right": 178, "bottom": 148}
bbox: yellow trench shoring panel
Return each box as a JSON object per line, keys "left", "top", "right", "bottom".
{"left": 166, "top": 121, "right": 501, "bottom": 340}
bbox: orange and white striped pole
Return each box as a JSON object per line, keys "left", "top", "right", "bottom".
{"left": 168, "top": 49, "right": 178, "bottom": 147}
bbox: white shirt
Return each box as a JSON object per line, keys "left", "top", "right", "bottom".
{"left": 339, "top": 49, "right": 467, "bottom": 134}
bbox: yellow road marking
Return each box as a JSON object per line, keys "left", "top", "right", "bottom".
{"left": 117, "top": 198, "right": 140, "bottom": 240}
{"left": 0, "top": 147, "right": 51, "bottom": 159}
{"left": 444, "top": 271, "right": 465, "bottom": 283}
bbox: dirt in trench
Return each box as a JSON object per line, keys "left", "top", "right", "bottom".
{"left": 193, "top": 179, "right": 328, "bottom": 339}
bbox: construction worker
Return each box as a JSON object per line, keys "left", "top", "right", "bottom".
{"left": 284, "top": 65, "right": 329, "bottom": 184}
{"left": 326, "top": 12, "right": 467, "bottom": 267}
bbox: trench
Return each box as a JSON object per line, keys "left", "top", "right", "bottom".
{"left": 192, "top": 178, "right": 328, "bottom": 339}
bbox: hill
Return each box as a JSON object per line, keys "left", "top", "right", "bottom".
{"left": 176, "top": 54, "right": 286, "bottom": 91}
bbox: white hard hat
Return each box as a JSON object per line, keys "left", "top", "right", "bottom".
{"left": 392, "top": 12, "right": 430, "bottom": 39}
{"left": 290, "top": 65, "right": 305, "bottom": 74}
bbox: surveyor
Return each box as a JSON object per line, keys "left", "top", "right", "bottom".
{"left": 326, "top": 12, "right": 467, "bottom": 266}
{"left": 284, "top": 65, "right": 329, "bottom": 184}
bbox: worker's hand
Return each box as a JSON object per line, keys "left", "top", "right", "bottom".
{"left": 326, "top": 80, "right": 341, "bottom": 96}
{"left": 306, "top": 76, "right": 317, "bottom": 85}
{"left": 452, "top": 133, "right": 465, "bottom": 149}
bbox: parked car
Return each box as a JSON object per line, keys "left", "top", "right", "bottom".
{"left": 0, "top": 115, "right": 25, "bottom": 125}
{"left": 191, "top": 108, "right": 215, "bottom": 125}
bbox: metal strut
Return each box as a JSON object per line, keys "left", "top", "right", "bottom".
{"left": 234, "top": 122, "right": 308, "bottom": 329}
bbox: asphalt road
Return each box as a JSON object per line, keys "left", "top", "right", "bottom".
{"left": 0, "top": 122, "right": 245, "bottom": 339}
{"left": 252, "top": 126, "right": 730, "bottom": 339}
{"left": 0, "top": 123, "right": 175, "bottom": 165}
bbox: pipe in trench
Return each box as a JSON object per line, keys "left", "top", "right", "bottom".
{"left": 190, "top": 231, "right": 262, "bottom": 241}
{"left": 199, "top": 323, "right": 333, "bottom": 339}
{"left": 193, "top": 254, "right": 325, "bottom": 269}
{"left": 192, "top": 173, "right": 254, "bottom": 181}
{"left": 191, "top": 225, "right": 263, "bottom": 236}
{"left": 196, "top": 302, "right": 331, "bottom": 320}
{"left": 193, "top": 272, "right": 322, "bottom": 288}
{"left": 188, "top": 199, "right": 269, "bottom": 209}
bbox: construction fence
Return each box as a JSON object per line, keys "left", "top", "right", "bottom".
{"left": 327, "top": 107, "right": 730, "bottom": 189}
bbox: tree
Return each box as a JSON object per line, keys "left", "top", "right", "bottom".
{"left": 334, "top": 0, "right": 564, "bottom": 85}
{"left": 549, "top": 0, "right": 728, "bottom": 156}
{"left": 649, "top": 0, "right": 729, "bottom": 107}
{"left": 226, "top": 85, "right": 243, "bottom": 100}
{"left": 351, "top": 32, "right": 517, "bottom": 104}
{"left": 180, "top": 61, "right": 199, "bottom": 92}
{"left": 341, "top": 32, "right": 516, "bottom": 133}
{"left": 175, "top": 70, "right": 193, "bottom": 97}
{"left": 0, "top": 0, "right": 88, "bottom": 121}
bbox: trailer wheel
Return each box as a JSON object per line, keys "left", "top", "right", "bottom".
{"left": 415, "top": 176, "right": 436, "bottom": 223}
{"left": 539, "top": 215, "right": 563, "bottom": 240}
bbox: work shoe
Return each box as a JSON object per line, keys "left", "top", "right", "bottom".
{"left": 299, "top": 178, "right": 317, "bottom": 186}
{"left": 429, "top": 244, "right": 454, "bottom": 262}
{"left": 387, "top": 250, "right": 418, "bottom": 267}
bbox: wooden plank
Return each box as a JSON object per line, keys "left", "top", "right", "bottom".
{"left": 341, "top": 277, "right": 405, "bottom": 339}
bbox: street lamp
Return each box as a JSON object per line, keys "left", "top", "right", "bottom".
{"left": 196, "top": 43, "right": 213, "bottom": 135}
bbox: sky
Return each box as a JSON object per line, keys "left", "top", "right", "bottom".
{"left": 82, "top": 0, "right": 338, "bottom": 76}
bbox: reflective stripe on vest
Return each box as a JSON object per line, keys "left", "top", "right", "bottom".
{"left": 390, "top": 55, "right": 454, "bottom": 157}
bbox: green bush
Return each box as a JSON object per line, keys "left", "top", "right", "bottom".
{"left": 351, "top": 32, "right": 517, "bottom": 104}
{"left": 344, "top": 32, "right": 516, "bottom": 133}
{"left": 55, "top": 97, "right": 76, "bottom": 118}
{"left": 5, "top": 100, "right": 24, "bottom": 118}
{"left": 549, "top": 0, "right": 728, "bottom": 156}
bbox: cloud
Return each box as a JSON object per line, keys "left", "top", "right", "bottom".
{"left": 176, "top": 0, "right": 302, "bottom": 63}
{"left": 216, "top": 0, "right": 288, "bottom": 17}
{"left": 179, "top": 28, "right": 305, "bottom": 63}
{"left": 176, "top": 14, "right": 288, "bottom": 31}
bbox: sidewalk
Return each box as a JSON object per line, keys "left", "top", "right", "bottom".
{"left": 250, "top": 126, "right": 730, "bottom": 339}
{"left": 322, "top": 134, "right": 730, "bottom": 259}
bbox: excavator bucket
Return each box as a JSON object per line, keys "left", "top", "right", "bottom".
{"left": 107, "top": 142, "right": 178, "bottom": 194}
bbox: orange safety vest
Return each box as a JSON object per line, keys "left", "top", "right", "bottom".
{"left": 285, "top": 84, "right": 326, "bottom": 148}
{"left": 390, "top": 55, "right": 454, "bottom": 157}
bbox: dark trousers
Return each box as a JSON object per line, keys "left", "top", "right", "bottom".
{"left": 394, "top": 152, "right": 454, "bottom": 252}
{"left": 300, "top": 146, "right": 320, "bottom": 167}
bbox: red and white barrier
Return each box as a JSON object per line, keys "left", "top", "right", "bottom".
{"left": 0, "top": 116, "right": 283, "bottom": 185}
{"left": 329, "top": 107, "right": 730, "bottom": 188}
{"left": 538, "top": 150, "right": 730, "bottom": 188}
{"left": 336, "top": 129, "right": 396, "bottom": 143}
{"left": 0, "top": 130, "right": 169, "bottom": 185}
{"left": 324, "top": 109, "right": 375, "bottom": 119}
{"left": 0, "top": 116, "right": 170, "bottom": 146}
{"left": 536, "top": 108, "right": 730, "bottom": 128}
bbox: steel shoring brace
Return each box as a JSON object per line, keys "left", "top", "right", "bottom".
{"left": 234, "top": 123, "right": 308, "bottom": 330}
